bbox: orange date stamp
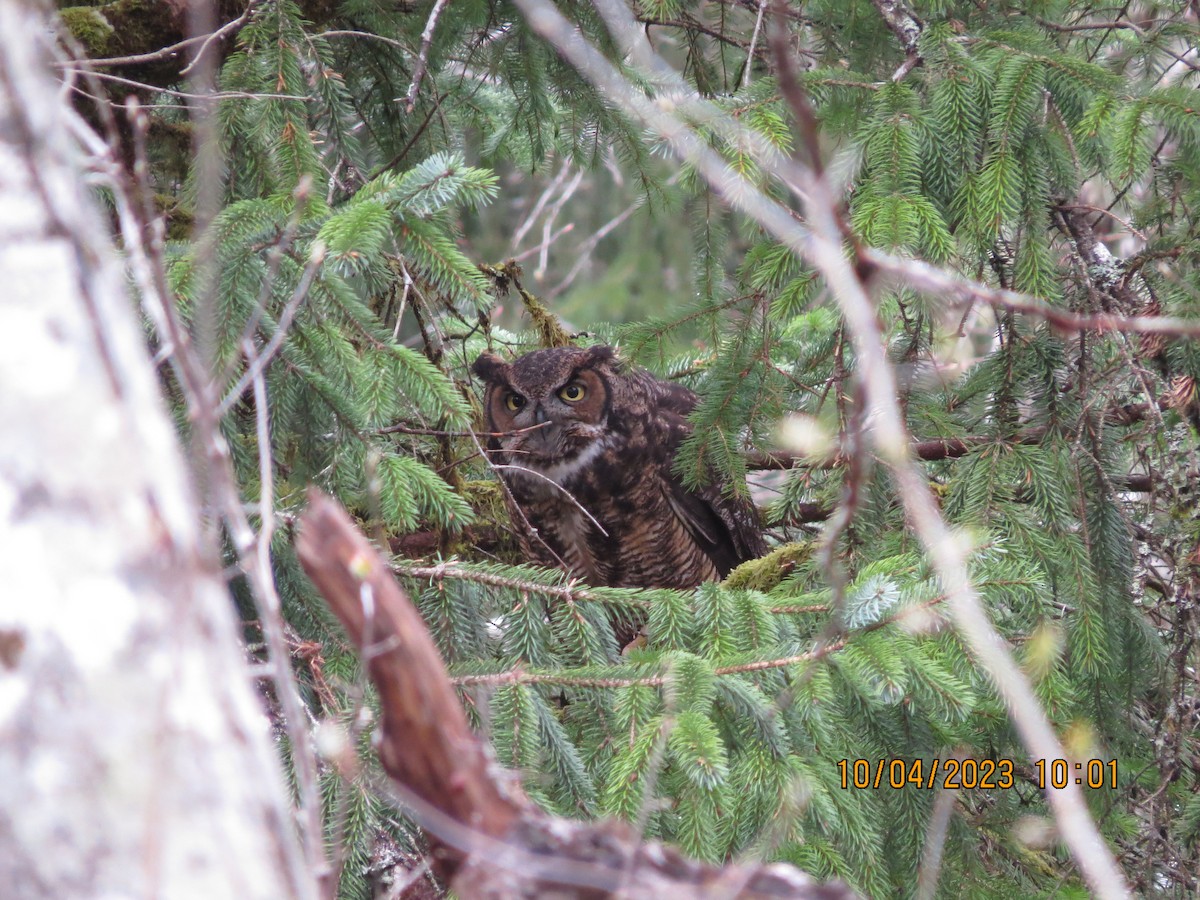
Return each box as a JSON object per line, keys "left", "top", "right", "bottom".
{"left": 836, "top": 758, "right": 1118, "bottom": 790}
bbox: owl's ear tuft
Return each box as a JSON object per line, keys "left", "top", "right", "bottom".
{"left": 472, "top": 352, "right": 509, "bottom": 384}
{"left": 584, "top": 344, "right": 618, "bottom": 368}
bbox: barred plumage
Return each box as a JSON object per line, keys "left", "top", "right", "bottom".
{"left": 472, "top": 346, "right": 765, "bottom": 601}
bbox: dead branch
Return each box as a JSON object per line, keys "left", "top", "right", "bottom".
{"left": 56, "top": 0, "right": 334, "bottom": 89}
{"left": 404, "top": 0, "right": 451, "bottom": 113}
{"left": 295, "top": 491, "right": 853, "bottom": 898}
{"left": 868, "top": 0, "right": 923, "bottom": 79}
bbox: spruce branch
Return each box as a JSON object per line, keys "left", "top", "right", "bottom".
{"left": 453, "top": 589, "right": 951, "bottom": 688}
{"left": 393, "top": 560, "right": 653, "bottom": 610}
{"left": 296, "top": 492, "right": 852, "bottom": 898}
{"left": 512, "top": 0, "right": 1131, "bottom": 892}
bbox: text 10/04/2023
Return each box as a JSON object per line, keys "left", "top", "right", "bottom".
{"left": 836, "top": 758, "right": 1118, "bottom": 791}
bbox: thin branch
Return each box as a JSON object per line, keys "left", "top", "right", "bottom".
{"left": 535, "top": 167, "right": 584, "bottom": 279}
{"left": 181, "top": 0, "right": 265, "bottom": 76}
{"left": 509, "top": 156, "right": 573, "bottom": 252}
{"left": 868, "top": 0, "right": 923, "bottom": 79}
{"left": 490, "top": 464, "right": 610, "bottom": 537}
{"left": 742, "top": 0, "right": 768, "bottom": 89}
{"left": 870, "top": 0, "right": 923, "bottom": 53}
{"left": 50, "top": 0, "right": 261, "bottom": 73}
{"left": 545, "top": 202, "right": 635, "bottom": 298}
{"left": 511, "top": 221, "right": 574, "bottom": 264}
{"left": 61, "top": 66, "right": 311, "bottom": 101}
{"left": 768, "top": 0, "right": 822, "bottom": 178}
{"left": 218, "top": 248, "right": 324, "bottom": 416}
{"left": 867, "top": 248, "right": 1200, "bottom": 338}
{"left": 320, "top": 29, "right": 410, "bottom": 52}
{"left": 393, "top": 560, "right": 652, "bottom": 610}
{"left": 915, "top": 750, "right": 964, "bottom": 900}
{"left": 403, "top": 0, "right": 451, "bottom": 113}
{"left": 377, "top": 420, "right": 553, "bottom": 439}
{"left": 637, "top": 15, "right": 754, "bottom": 51}
{"left": 217, "top": 178, "right": 311, "bottom": 389}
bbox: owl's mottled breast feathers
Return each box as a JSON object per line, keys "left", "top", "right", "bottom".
{"left": 472, "top": 345, "right": 765, "bottom": 593}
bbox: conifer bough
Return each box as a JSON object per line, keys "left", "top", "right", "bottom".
{"left": 296, "top": 490, "right": 853, "bottom": 899}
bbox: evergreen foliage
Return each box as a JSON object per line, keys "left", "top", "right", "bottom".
{"left": 73, "top": 0, "right": 1200, "bottom": 895}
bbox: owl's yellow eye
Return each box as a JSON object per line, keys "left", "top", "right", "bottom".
{"left": 558, "top": 382, "right": 586, "bottom": 402}
{"left": 504, "top": 392, "right": 526, "bottom": 412}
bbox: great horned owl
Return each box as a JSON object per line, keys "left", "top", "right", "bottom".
{"left": 472, "top": 345, "right": 765, "bottom": 594}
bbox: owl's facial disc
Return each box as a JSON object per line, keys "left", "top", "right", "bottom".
{"left": 501, "top": 368, "right": 607, "bottom": 467}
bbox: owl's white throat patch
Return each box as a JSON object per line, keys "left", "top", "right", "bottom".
{"left": 519, "top": 436, "right": 607, "bottom": 488}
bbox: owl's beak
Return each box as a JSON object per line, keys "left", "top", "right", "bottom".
{"left": 524, "top": 405, "right": 559, "bottom": 458}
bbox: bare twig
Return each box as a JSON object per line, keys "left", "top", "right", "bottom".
{"left": 545, "top": 201, "right": 636, "bottom": 298}
{"left": 742, "top": 0, "right": 768, "bottom": 89}
{"left": 915, "top": 749, "right": 964, "bottom": 900}
{"left": 535, "top": 168, "right": 584, "bottom": 279}
{"left": 403, "top": 0, "right": 451, "bottom": 113}
{"left": 867, "top": 249, "right": 1200, "bottom": 338}
{"left": 378, "top": 421, "right": 552, "bottom": 439}
{"left": 768, "top": 0, "right": 823, "bottom": 176}
{"left": 509, "top": 156, "right": 573, "bottom": 252}
{"left": 61, "top": 66, "right": 311, "bottom": 101}
{"left": 510, "top": 221, "right": 574, "bottom": 264}
{"left": 320, "top": 29, "right": 410, "bottom": 52}
{"left": 218, "top": 247, "right": 324, "bottom": 416}
{"left": 181, "top": 0, "right": 264, "bottom": 76}
{"left": 868, "top": 0, "right": 923, "bottom": 79}
{"left": 217, "top": 177, "right": 311, "bottom": 389}
{"left": 491, "top": 463, "right": 610, "bottom": 537}
{"left": 50, "top": 0, "right": 262, "bottom": 74}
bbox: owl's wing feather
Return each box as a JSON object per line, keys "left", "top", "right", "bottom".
{"left": 647, "top": 374, "right": 766, "bottom": 576}
{"left": 666, "top": 477, "right": 766, "bottom": 577}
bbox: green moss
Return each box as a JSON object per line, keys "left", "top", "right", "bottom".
{"left": 461, "top": 479, "right": 508, "bottom": 526}
{"left": 518, "top": 285, "right": 573, "bottom": 348}
{"left": 480, "top": 260, "right": 573, "bottom": 348}
{"left": 723, "top": 542, "right": 812, "bottom": 593}
{"left": 58, "top": 7, "right": 114, "bottom": 56}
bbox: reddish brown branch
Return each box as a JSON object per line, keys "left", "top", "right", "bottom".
{"left": 296, "top": 491, "right": 521, "bottom": 840}
{"left": 751, "top": 403, "right": 1162, "bottom": 479}
{"left": 295, "top": 491, "right": 852, "bottom": 898}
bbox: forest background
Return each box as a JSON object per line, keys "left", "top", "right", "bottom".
{"left": 4, "top": 0, "right": 1200, "bottom": 897}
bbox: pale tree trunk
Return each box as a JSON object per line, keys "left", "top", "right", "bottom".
{"left": 0, "top": 2, "right": 317, "bottom": 898}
